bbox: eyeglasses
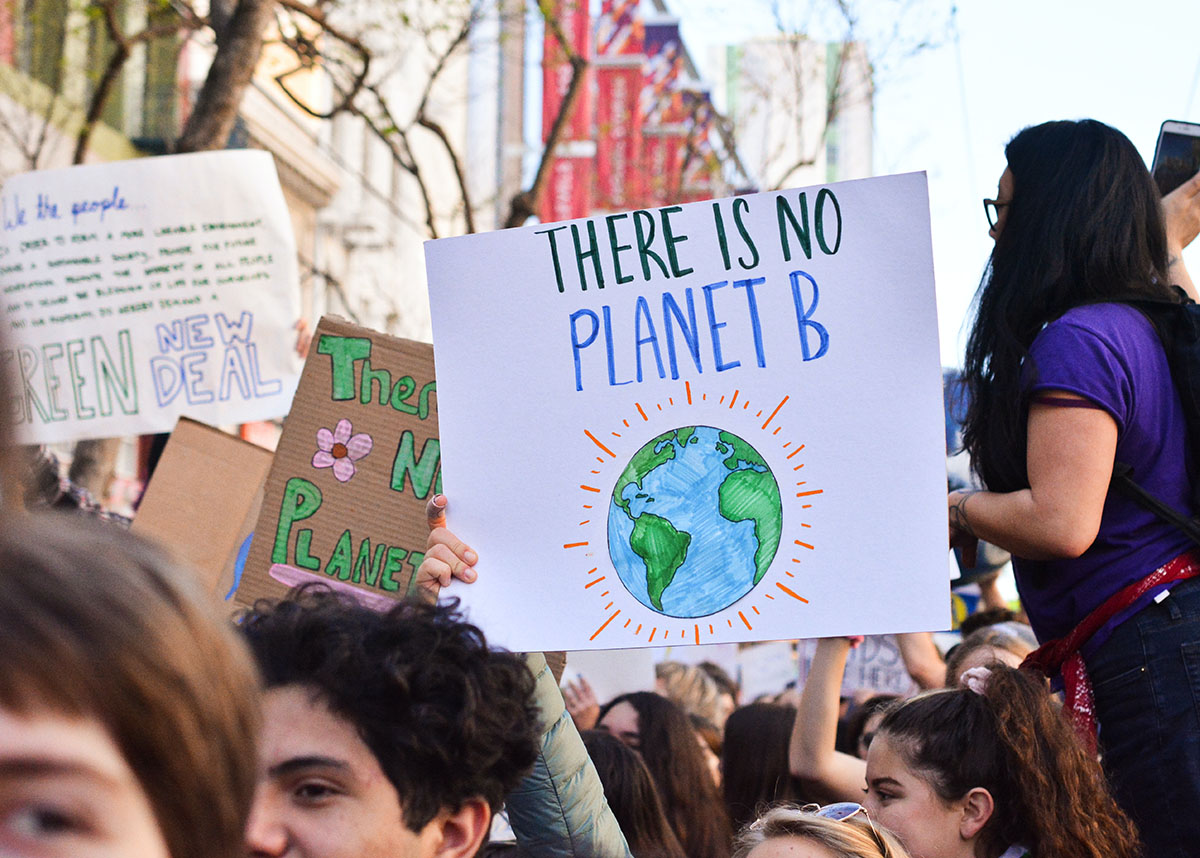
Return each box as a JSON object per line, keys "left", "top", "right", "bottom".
{"left": 803, "top": 803, "right": 890, "bottom": 852}
{"left": 806, "top": 802, "right": 868, "bottom": 822}
{"left": 983, "top": 198, "right": 1010, "bottom": 229}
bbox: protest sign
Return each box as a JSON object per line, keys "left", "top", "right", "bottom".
{"left": 236, "top": 316, "right": 438, "bottom": 610}
{"left": 738, "top": 641, "right": 800, "bottom": 701}
{"left": 796, "top": 635, "right": 919, "bottom": 697}
{"left": 425, "top": 173, "right": 948, "bottom": 651}
{"left": 0, "top": 151, "right": 301, "bottom": 443}
{"left": 564, "top": 648, "right": 657, "bottom": 704}
{"left": 131, "top": 418, "right": 272, "bottom": 598}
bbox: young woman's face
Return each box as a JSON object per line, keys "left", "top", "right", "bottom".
{"left": 863, "top": 735, "right": 972, "bottom": 858}
{"left": 0, "top": 706, "right": 169, "bottom": 858}
{"left": 597, "top": 702, "right": 641, "bottom": 750}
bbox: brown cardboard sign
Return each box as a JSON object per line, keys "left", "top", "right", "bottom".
{"left": 236, "top": 316, "right": 438, "bottom": 609}
{"left": 131, "top": 418, "right": 273, "bottom": 599}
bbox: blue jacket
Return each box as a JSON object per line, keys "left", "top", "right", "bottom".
{"left": 505, "top": 653, "right": 632, "bottom": 858}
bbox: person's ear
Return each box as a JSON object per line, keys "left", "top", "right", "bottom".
{"left": 429, "top": 798, "right": 491, "bottom": 858}
{"left": 959, "top": 787, "right": 994, "bottom": 840}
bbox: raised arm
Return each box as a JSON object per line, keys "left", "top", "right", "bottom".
{"left": 1163, "top": 169, "right": 1200, "bottom": 302}
{"left": 789, "top": 637, "right": 868, "bottom": 803}
{"left": 895, "top": 632, "right": 946, "bottom": 690}
{"left": 415, "top": 497, "right": 632, "bottom": 858}
{"left": 508, "top": 653, "right": 633, "bottom": 858}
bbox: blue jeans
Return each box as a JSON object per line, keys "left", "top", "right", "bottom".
{"left": 1086, "top": 574, "right": 1200, "bottom": 858}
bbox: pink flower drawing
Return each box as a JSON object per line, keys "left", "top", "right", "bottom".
{"left": 312, "top": 419, "right": 373, "bottom": 482}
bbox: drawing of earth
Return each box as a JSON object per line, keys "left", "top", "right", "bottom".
{"left": 607, "top": 426, "right": 783, "bottom": 618}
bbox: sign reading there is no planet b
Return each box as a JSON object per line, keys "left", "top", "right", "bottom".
{"left": 425, "top": 173, "right": 950, "bottom": 651}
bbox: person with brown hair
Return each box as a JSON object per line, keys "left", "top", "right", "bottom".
{"left": 865, "top": 664, "right": 1140, "bottom": 858}
{"left": 942, "top": 627, "right": 1033, "bottom": 688}
{"left": 722, "top": 703, "right": 805, "bottom": 832}
{"left": 731, "top": 804, "right": 910, "bottom": 858}
{"left": 655, "top": 661, "right": 732, "bottom": 729}
{"left": 0, "top": 514, "right": 261, "bottom": 858}
{"left": 581, "top": 730, "right": 686, "bottom": 858}
{"left": 598, "top": 691, "right": 733, "bottom": 858}
{"left": 239, "top": 589, "right": 542, "bottom": 858}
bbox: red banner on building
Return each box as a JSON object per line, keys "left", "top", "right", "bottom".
{"left": 540, "top": 0, "right": 593, "bottom": 223}
{"left": 543, "top": 144, "right": 595, "bottom": 224}
{"left": 542, "top": 0, "right": 591, "bottom": 143}
{"left": 594, "top": 0, "right": 644, "bottom": 211}
{"left": 639, "top": 19, "right": 688, "bottom": 206}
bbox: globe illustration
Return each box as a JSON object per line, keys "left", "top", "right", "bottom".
{"left": 607, "top": 426, "right": 783, "bottom": 618}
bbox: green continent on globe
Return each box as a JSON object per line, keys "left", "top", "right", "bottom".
{"left": 718, "top": 469, "right": 782, "bottom": 584}
{"left": 717, "top": 430, "right": 768, "bottom": 470}
{"left": 613, "top": 427, "right": 689, "bottom": 516}
{"left": 629, "top": 512, "right": 692, "bottom": 610}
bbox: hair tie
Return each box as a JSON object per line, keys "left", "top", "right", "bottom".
{"left": 960, "top": 666, "right": 993, "bottom": 695}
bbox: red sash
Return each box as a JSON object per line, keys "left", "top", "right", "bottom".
{"left": 1021, "top": 550, "right": 1200, "bottom": 755}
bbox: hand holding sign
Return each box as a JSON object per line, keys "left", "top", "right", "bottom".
{"left": 415, "top": 494, "right": 479, "bottom": 602}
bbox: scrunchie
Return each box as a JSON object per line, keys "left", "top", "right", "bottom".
{"left": 960, "top": 666, "right": 992, "bottom": 695}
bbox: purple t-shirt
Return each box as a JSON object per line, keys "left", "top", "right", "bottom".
{"left": 1014, "top": 303, "right": 1195, "bottom": 645}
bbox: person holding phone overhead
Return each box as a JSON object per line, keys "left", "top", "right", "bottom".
{"left": 947, "top": 119, "right": 1200, "bottom": 856}
{"left": 1151, "top": 119, "right": 1200, "bottom": 197}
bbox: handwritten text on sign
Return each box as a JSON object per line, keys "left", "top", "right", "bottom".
{"left": 536, "top": 192, "right": 840, "bottom": 390}
{"left": 426, "top": 174, "right": 949, "bottom": 652}
{"left": 0, "top": 151, "right": 300, "bottom": 443}
{"left": 237, "top": 317, "right": 440, "bottom": 611}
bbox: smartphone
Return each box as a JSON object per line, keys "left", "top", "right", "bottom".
{"left": 1152, "top": 119, "right": 1200, "bottom": 196}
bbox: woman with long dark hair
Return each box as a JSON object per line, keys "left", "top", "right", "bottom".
{"left": 581, "top": 730, "right": 687, "bottom": 858}
{"left": 865, "top": 665, "right": 1140, "bottom": 858}
{"left": 949, "top": 119, "right": 1200, "bottom": 855}
{"left": 721, "top": 703, "right": 805, "bottom": 833}
{"left": 598, "top": 691, "right": 733, "bottom": 858}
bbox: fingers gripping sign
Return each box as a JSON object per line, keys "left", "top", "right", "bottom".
{"left": 414, "top": 494, "right": 478, "bottom": 602}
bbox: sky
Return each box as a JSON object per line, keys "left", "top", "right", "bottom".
{"left": 666, "top": 0, "right": 1200, "bottom": 366}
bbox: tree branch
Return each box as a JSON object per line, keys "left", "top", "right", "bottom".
{"left": 176, "top": 0, "right": 276, "bottom": 152}
{"left": 73, "top": 1, "right": 198, "bottom": 164}
{"left": 504, "top": 1, "right": 587, "bottom": 229}
{"left": 272, "top": 0, "right": 371, "bottom": 118}
{"left": 416, "top": 114, "right": 475, "bottom": 233}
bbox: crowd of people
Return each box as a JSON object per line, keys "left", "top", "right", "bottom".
{"left": 1, "top": 117, "right": 1198, "bottom": 858}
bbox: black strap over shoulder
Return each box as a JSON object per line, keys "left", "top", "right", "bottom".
{"left": 1111, "top": 462, "right": 1200, "bottom": 546}
{"left": 1105, "top": 286, "right": 1200, "bottom": 545}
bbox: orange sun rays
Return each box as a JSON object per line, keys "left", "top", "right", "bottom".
{"left": 570, "top": 383, "right": 819, "bottom": 644}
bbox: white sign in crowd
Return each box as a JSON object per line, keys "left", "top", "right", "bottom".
{"left": 426, "top": 172, "right": 949, "bottom": 652}
{"left": 0, "top": 151, "right": 301, "bottom": 444}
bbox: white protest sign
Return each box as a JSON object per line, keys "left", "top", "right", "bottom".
{"left": 0, "top": 151, "right": 301, "bottom": 443}
{"left": 564, "top": 648, "right": 658, "bottom": 705}
{"left": 425, "top": 173, "right": 948, "bottom": 651}
{"left": 738, "top": 640, "right": 800, "bottom": 701}
{"left": 797, "top": 636, "right": 919, "bottom": 697}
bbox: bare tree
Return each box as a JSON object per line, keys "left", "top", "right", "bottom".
{"left": 61, "top": 0, "right": 277, "bottom": 497}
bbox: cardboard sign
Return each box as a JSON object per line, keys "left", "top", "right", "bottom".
{"left": 425, "top": 173, "right": 948, "bottom": 651}
{"left": 0, "top": 151, "right": 301, "bottom": 443}
{"left": 131, "top": 418, "right": 272, "bottom": 598}
{"left": 236, "top": 316, "right": 438, "bottom": 609}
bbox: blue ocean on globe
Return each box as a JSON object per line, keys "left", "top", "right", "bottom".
{"left": 607, "top": 425, "right": 779, "bottom": 618}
